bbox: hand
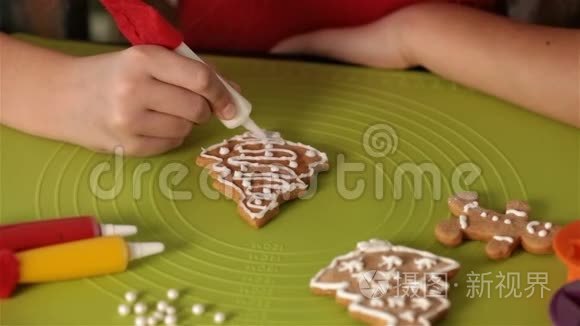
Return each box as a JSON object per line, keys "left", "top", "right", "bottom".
{"left": 66, "top": 45, "right": 236, "bottom": 156}
{"left": 271, "top": 8, "right": 418, "bottom": 69}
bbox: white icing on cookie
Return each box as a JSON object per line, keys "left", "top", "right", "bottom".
{"left": 506, "top": 209, "right": 527, "bottom": 217}
{"left": 411, "top": 298, "right": 431, "bottom": 311}
{"left": 218, "top": 147, "right": 230, "bottom": 155}
{"left": 369, "top": 298, "right": 384, "bottom": 308}
{"left": 459, "top": 215, "right": 468, "bottom": 230}
{"left": 526, "top": 221, "right": 540, "bottom": 234}
{"left": 399, "top": 310, "right": 415, "bottom": 322}
{"left": 463, "top": 201, "right": 479, "bottom": 213}
{"left": 480, "top": 212, "right": 488, "bottom": 218}
{"left": 387, "top": 296, "right": 405, "bottom": 309}
{"left": 199, "top": 132, "right": 328, "bottom": 220}
{"left": 378, "top": 255, "right": 403, "bottom": 270}
{"left": 538, "top": 230, "right": 548, "bottom": 237}
{"left": 493, "top": 236, "right": 514, "bottom": 244}
{"left": 338, "top": 259, "right": 364, "bottom": 273}
{"left": 504, "top": 219, "right": 512, "bottom": 225}
{"left": 414, "top": 258, "right": 437, "bottom": 270}
{"left": 305, "top": 150, "right": 316, "bottom": 158}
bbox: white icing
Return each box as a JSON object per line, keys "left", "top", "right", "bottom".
{"left": 414, "top": 258, "right": 437, "bottom": 270}
{"left": 370, "top": 298, "right": 384, "bottom": 308}
{"left": 387, "top": 297, "right": 405, "bottom": 309}
{"left": 379, "top": 255, "right": 403, "bottom": 270}
{"left": 480, "top": 212, "right": 487, "bottom": 218}
{"left": 538, "top": 230, "right": 548, "bottom": 237}
{"left": 399, "top": 310, "right": 415, "bottom": 322}
{"left": 309, "top": 239, "right": 459, "bottom": 325}
{"left": 526, "top": 221, "right": 540, "bottom": 234}
{"left": 218, "top": 147, "right": 229, "bottom": 155}
{"left": 411, "top": 298, "right": 432, "bottom": 311}
{"left": 463, "top": 201, "right": 479, "bottom": 213}
{"left": 199, "top": 132, "right": 328, "bottom": 220}
{"left": 544, "top": 222, "right": 552, "bottom": 230}
{"left": 338, "top": 259, "right": 364, "bottom": 273}
{"left": 493, "top": 236, "right": 514, "bottom": 244}
{"left": 492, "top": 216, "right": 499, "bottom": 222}
{"left": 504, "top": 219, "right": 512, "bottom": 225}
{"left": 459, "top": 215, "right": 468, "bottom": 230}
{"left": 506, "top": 209, "right": 527, "bottom": 217}
{"left": 305, "top": 150, "right": 316, "bottom": 158}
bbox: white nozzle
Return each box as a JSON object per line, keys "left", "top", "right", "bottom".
{"left": 127, "top": 242, "right": 165, "bottom": 261}
{"left": 100, "top": 224, "right": 138, "bottom": 237}
{"left": 174, "top": 43, "right": 265, "bottom": 136}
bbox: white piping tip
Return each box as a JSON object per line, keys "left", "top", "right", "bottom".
{"left": 100, "top": 224, "right": 138, "bottom": 237}
{"left": 127, "top": 242, "right": 165, "bottom": 261}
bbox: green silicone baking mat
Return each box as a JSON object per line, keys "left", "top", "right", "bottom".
{"left": 1, "top": 35, "right": 578, "bottom": 326}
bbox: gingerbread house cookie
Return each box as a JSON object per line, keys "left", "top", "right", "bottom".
{"left": 196, "top": 131, "right": 329, "bottom": 228}
{"left": 310, "top": 239, "right": 460, "bottom": 325}
{"left": 435, "top": 191, "right": 560, "bottom": 260}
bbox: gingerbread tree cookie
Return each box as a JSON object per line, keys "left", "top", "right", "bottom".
{"left": 435, "top": 191, "right": 560, "bottom": 260}
{"left": 196, "top": 131, "right": 329, "bottom": 228}
{"left": 310, "top": 239, "right": 460, "bottom": 326}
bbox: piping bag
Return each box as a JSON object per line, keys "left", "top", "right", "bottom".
{"left": 0, "top": 236, "right": 164, "bottom": 298}
{"left": 100, "top": 0, "right": 266, "bottom": 138}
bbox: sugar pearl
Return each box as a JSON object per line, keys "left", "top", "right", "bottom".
{"left": 191, "top": 303, "right": 205, "bottom": 316}
{"left": 544, "top": 222, "right": 552, "bottom": 230}
{"left": 213, "top": 312, "right": 226, "bottom": 324}
{"left": 289, "top": 161, "right": 298, "bottom": 169}
{"left": 125, "top": 290, "right": 138, "bottom": 303}
{"left": 504, "top": 219, "right": 512, "bottom": 225}
{"left": 233, "top": 171, "right": 242, "bottom": 178}
{"left": 135, "top": 316, "right": 147, "bottom": 326}
{"left": 165, "top": 305, "right": 176, "bottom": 315}
{"left": 538, "top": 230, "right": 548, "bottom": 237}
{"left": 166, "top": 289, "right": 179, "bottom": 301}
{"left": 492, "top": 216, "right": 499, "bottom": 222}
{"left": 271, "top": 166, "right": 280, "bottom": 172}
{"left": 480, "top": 212, "right": 487, "bottom": 218}
{"left": 163, "top": 314, "right": 177, "bottom": 326}
{"left": 305, "top": 150, "right": 316, "bottom": 158}
{"left": 263, "top": 187, "right": 271, "bottom": 194}
{"left": 265, "top": 151, "right": 273, "bottom": 157}
{"left": 156, "top": 301, "right": 168, "bottom": 312}
{"left": 147, "top": 316, "right": 158, "bottom": 326}
{"left": 134, "top": 302, "right": 147, "bottom": 315}
{"left": 118, "top": 303, "right": 131, "bottom": 316}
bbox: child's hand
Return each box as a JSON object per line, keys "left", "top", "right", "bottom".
{"left": 270, "top": 10, "right": 417, "bottom": 69}
{"left": 68, "top": 45, "right": 235, "bottom": 156}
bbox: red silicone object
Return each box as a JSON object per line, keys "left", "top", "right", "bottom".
{"left": 554, "top": 220, "right": 580, "bottom": 282}
{"left": 100, "top": 0, "right": 183, "bottom": 48}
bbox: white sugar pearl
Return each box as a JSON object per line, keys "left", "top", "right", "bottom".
{"left": 156, "top": 301, "right": 168, "bottom": 312}
{"left": 125, "top": 290, "right": 138, "bottom": 303}
{"left": 165, "top": 305, "right": 176, "bottom": 315}
{"left": 191, "top": 303, "right": 205, "bottom": 316}
{"left": 504, "top": 219, "right": 512, "bottom": 225}
{"left": 213, "top": 312, "right": 226, "bottom": 324}
{"left": 163, "top": 314, "right": 177, "bottom": 326}
{"left": 545, "top": 222, "right": 552, "bottom": 230}
{"left": 289, "top": 161, "right": 298, "bottom": 169}
{"left": 134, "top": 302, "right": 147, "bottom": 315}
{"left": 271, "top": 166, "right": 279, "bottom": 172}
{"left": 219, "top": 147, "right": 230, "bottom": 155}
{"left": 305, "top": 150, "right": 316, "bottom": 158}
{"left": 263, "top": 187, "right": 271, "bottom": 194}
{"left": 147, "top": 316, "right": 158, "bottom": 326}
{"left": 538, "top": 230, "right": 548, "bottom": 237}
{"left": 480, "top": 212, "right": 487, "bottom": 218}
{"left": 166, "top": 289, "right": 179, "bottom": 301}
{"left": 118, "top": 303, "right": 131, "bottom": 316}
{"left": 255, "top": 199, "right": 263, "bottom": 205}
{"left": 135, "top": 316, "right": 147, "bottom": 326}
{"left": 233, "top": 171, "right": 242, "bottom": 178}
{"left": 265, "top": 151, "right": 273, "bottom": 157}
{"left": 492, "top": 216, "right": 499, "bottom": 222}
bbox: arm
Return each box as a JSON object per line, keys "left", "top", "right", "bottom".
{"left": 0, "top": 33, "right": 236, "bottom": 156}
{"left": 272, "top": 3, "right": 580, "bottom": 128}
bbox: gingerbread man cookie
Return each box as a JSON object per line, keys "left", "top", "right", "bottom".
{"left": 435, "top": 191, "right": 560, "bottom": 260}
{"left": 196, "top": 131, "right": 329, "bottom": 228}
{"left": 310, "top": 239, "right": 460, "bottom": 326}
